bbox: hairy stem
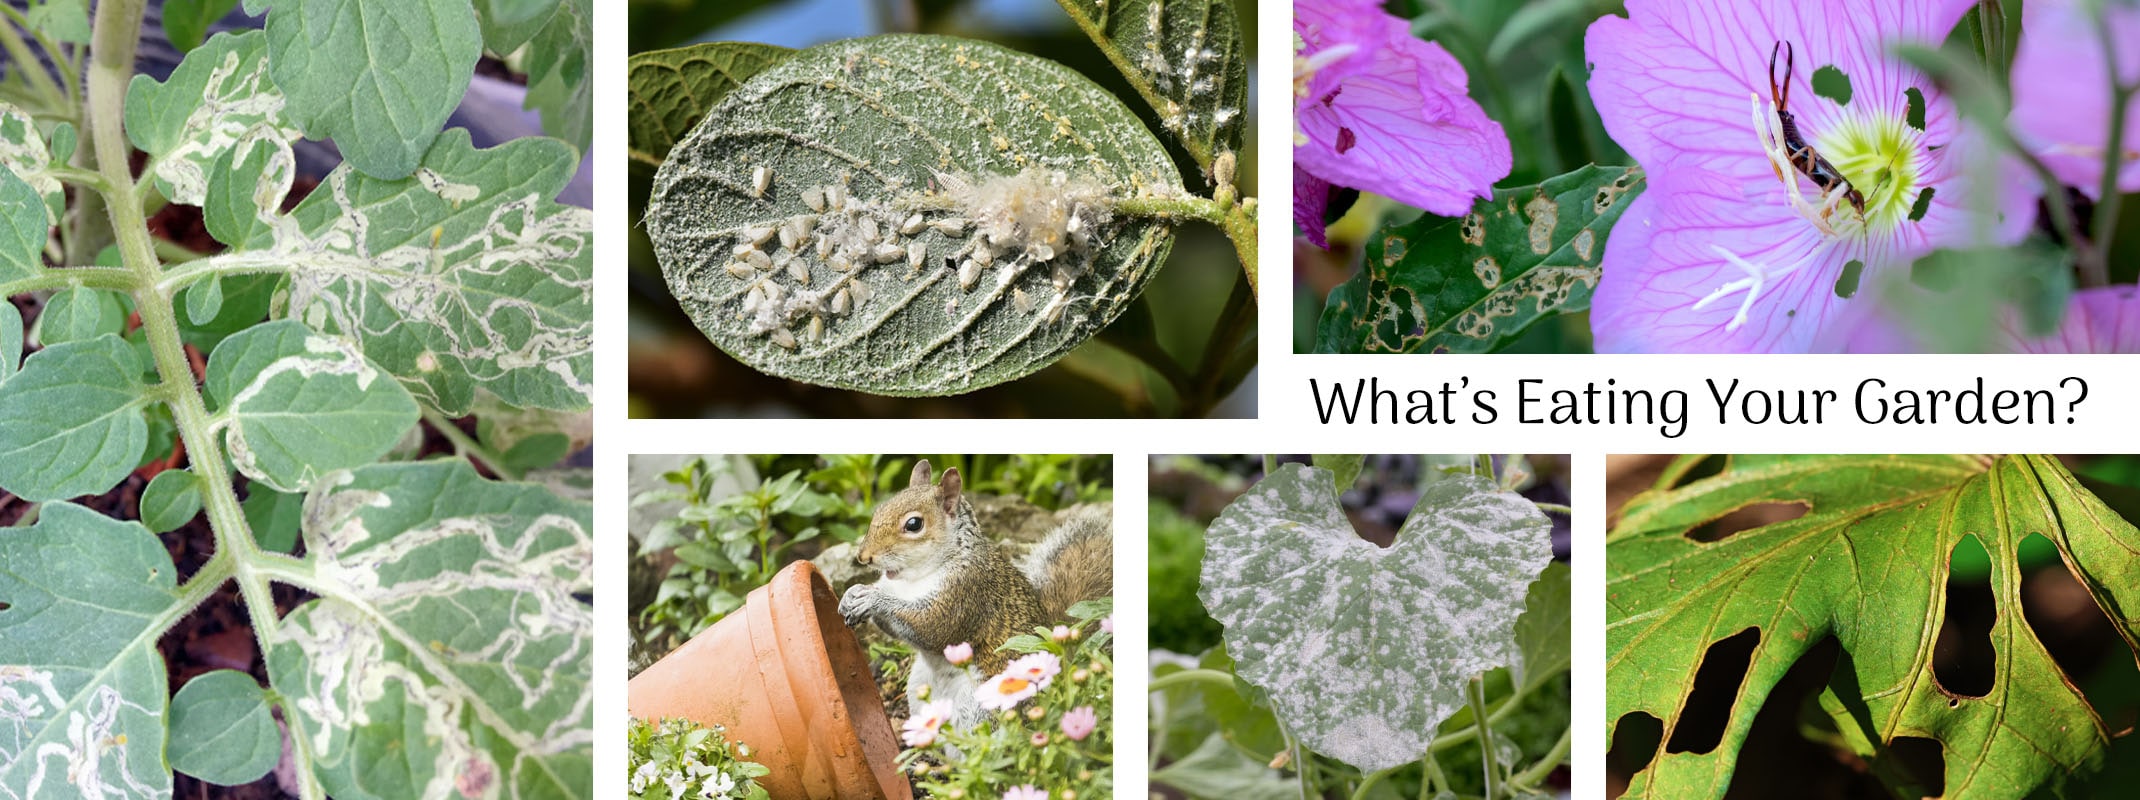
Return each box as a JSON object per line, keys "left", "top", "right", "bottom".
{"left": 1113, "top": 194, "right": 1260, "bottom": 297}
{"left": 1533, "top": 501, "right": 1572, "bottom": 515}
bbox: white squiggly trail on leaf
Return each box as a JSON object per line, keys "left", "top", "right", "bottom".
{"left": 1199, "top": 464, "right": 1552, "bottom": 772}
{"left": 0, "top": 104, "right": 61, "bottom": 223}
{"left": 152, "top": 45, "right": 298, "bottom": 206}
{"left": 221, "top": 333, "right": 386, "bottom": 491}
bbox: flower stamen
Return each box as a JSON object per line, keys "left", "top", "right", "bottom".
{"left": 1692, "top": 244, "right": 1805, "bottom": 332}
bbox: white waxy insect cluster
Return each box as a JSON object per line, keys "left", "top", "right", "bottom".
{"left": 718, "top": 165, "right": 1123, "bottom": 348}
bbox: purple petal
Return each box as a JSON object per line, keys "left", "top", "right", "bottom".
{"left": 2001, "top": 286, "right": 2140, "bottom": 353}
{"left": 1294, "top": 166, "right": 1333, "bottom": 248}
{"left": 2012, "top": 0, "right": 2140, "bottom": 197}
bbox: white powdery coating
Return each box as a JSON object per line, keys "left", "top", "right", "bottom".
{"left": 1199, "top": 463, "right": 1552, "bottom": 772}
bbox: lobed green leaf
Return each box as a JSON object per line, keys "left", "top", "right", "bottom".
{"left": 125, "top": 30, "right": 300, "bottom": 207}
{"left": 1317, "top": 165, "right": 1646, "bottom": 353}
{"left": 1513, "top": 560, "right": 1569, "bottom": 692}
{"left": 517, "top": 0, "right": 591, "bottom": 155}
{"left": 205, "top": 320, "right": 420, "bottom": 493}
{"left": 258, "top": 0, "right": 482, "bottom": 179}
{"left": 0, "top": 335, "right": 150, "bottom": 501}
{"left": 167, "top": 670, "right": 279, "bottom": 786}
{"left": 626, "top": 41, "right": 793, "bottom": 167}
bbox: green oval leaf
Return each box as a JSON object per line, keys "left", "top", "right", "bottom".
{"left": 168, "top": 669, "right": 280, "bottom": 786}
{"left": 1200, "top": 463, "right": 1552, "bottom": 772}
{"left": 646, "top": 34, "right": 1183, "bottom": 396}
{"left": 37, "top": 286, "right": 126, "bottom": 345}
{"left": 0, "top": 503, "right": 179, "bottom": 797}
{"left": 1317, "top": 165, "right": 1646, "bottom": 353}
{"left": 1608, "top": 455, "right": 2140, "bottom": 799}
{"left": 626, "top": 41, "right": 793, "bottom": 168}
{"left": 1312, "top": 454, "right": 1365, "bottom": 494}
{"left": 1514, "top": 560, "right": 1569, "bottom": 692}
{"left": 0, "top": 335, "right": 149, "bottom": 501}
{"left": 0, "top": 166, "right": 47, "bottom": 284}
{"left": 140, "top": 469, "right": 206, "bottom": 534}
{"left": 261, "top": 0, "right": 482, "bottom": 179}
{"left": 267, "top": 460, "right": 592, "bottom": 800}
{"left": 206, "top": 320, "right": 420, "bottom": 493}
{"left": 1054, "top": 0, "right": 1249, "bottom": 173}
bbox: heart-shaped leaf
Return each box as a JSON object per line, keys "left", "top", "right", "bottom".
{"left": 1054, "top": 0, "right": 1249, "bottom": 174}
{"left": 645, "top": 34, "right": 1183, "bottom": 396}
{"left": 1200, "top": 463, "right": 1553, "bottom": 772}
{"left": 1608, "top": 455, "right": 2140, "bottom": 800}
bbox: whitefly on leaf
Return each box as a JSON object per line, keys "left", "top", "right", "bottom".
{"left": 1200, "top": 463, "right": 1553, "bottom": 772}
{"left": 644, "top": 34, "right": 1184, "bottom": 396}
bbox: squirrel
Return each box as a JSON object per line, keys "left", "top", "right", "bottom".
{"left": 837, "top": 459, "right": 1111, "bottom": 724}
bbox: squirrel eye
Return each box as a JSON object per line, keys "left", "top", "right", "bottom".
{"left": 903, "top": 514, "right": 924, "bottom": 533}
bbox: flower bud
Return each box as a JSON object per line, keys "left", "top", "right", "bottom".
{"left": 1030, "top": 731, "right": 1049, "bottom": 747}
{"left": 1071, "top": 668, "right": 1089, "bottom": 683}
{"left": 1026, "top": 706, "right": 1046, "bottom": 721}
{"left": 1050, "top": 625, "right": 1072, "bottom": 642}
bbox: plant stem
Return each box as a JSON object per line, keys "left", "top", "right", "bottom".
{"left": 1420, "top": 750, "right": 1447, "bottom": 798}
{"left": 1350, "top": 765, "right": 1396, "bottom": 800}
{"left": 424, "top": 408, "right": 523, "bottom": 481}
{"left": 1112, "top": 194, "right": 1260, "bottom": 297}
{"left": 1145, "top": 667, "right": 1237, "bottom": 694}
{"left": 1466, "top": 675, "right": 1500, "bottom": 799}
{"left": 1508, "top": 725, "right": 1571, "bottom": 789}
{"left": 1533, "top": 501, "right": 1572, "bottom": 515}
{"left": 1263, "top": 454, "right": 1278, "bottom": 477}
{"left": 1188, "top": 270, "right": 1256, "bottom": 414}
{"left": 0, "top": 265, "right": 138, "bottom": 295}
{"left": 2089, "top": 10, "right": 2131, "bottom": 276}
{"left": 1429, "top": 674, "right": 1537, "bottom": 752}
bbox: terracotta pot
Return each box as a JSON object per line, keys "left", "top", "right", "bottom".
{"left": 630, "top": 561, "right": 908, "bottom": 799}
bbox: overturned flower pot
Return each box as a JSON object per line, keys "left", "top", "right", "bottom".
{"left": 629, "top": 561, "right": 908, "bottom": 799}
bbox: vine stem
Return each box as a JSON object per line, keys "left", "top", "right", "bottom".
{"left": 1508, "top": 725, "right": 1570, "bottom": 789}
{"left": 424, "top": 408, "right": 524, "bottom": 481}
{"left": 84, "top": 3, "right": 322, "bottom": 798}
{"left": 1466, "top": 674, "right": 1501, "bottom": 799}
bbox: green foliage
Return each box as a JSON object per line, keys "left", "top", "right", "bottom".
{"left": 1607, "top": 455, "right": 2140, "bottom": 799}
{"left": 900, "top": 605, "right": 1114, "bottom": 797}
{"left": 0, "top": 335, "right": 151, "bottom": 502}
{"left": 139, "top": 468, "right": 204, "bottom": 533}
{"left": 627, "top": 717, "right": 771, "bottom": 800}
{"left": 1148, "top": 502, "right": 1222, "bottom": 654}
{"left": 1053, "top": 0, "right": 1250, "bottom": 173}
{"left": 625, "top": 42, "right": 793, "bottom": 169}
{"left": 1317, "top": 165, "right": 1645, "bottom": 353}
{"left": 256, "top": 0, "right": 483, "bottom": 179}
{"left": 167, "top": 669, "right": 280, "bottom": 786}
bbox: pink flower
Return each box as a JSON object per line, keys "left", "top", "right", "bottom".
{"left": 2012, "top": 0, "right": 2140, "bottom": 198}
{"left": 1002, "top": 786, "right": 1047, "bottom": 800}
{"left": 943, "top": 642, "right": 973, "bottom": 666}
{"left": 900, "top": 701, "right": 953, "bottom": 748}
{"left": 1030, "top": 731, "right": 1050, "bottom": 747}
{"left": 1049, "top": 625, "right": 1072, "bottom": 642}
{"left": 1294, "top": 0, "right": 1510, "bottom": 247}
{"left": 1099, "top": 616, "right": 1112, "bottom": 634}
{"left": 2000, "top": 287, "right": 2140, "bottom": 353}
{"left": 976, "top": 673, "right": 1038, "bottom": 711}
{"left": 1059, "top": 706, "right": 1098, "bottom": 741}
{"left": 1005, "top": 652, "right": 1062, "bottom": 690}
{"left": 1584, "top": 0, "right": 2037, "bottom": 352}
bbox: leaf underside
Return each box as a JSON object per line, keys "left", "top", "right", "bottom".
{"left": 1317, "top": 165, "right": 1646, "bottom": 353}
{"left": 626, "top": 41, "right": 794, "bottom": 168}
{"left": 645, "top": 34, "right": 1182, "bottom": 396}
{"left": 1054, "top": 0, "right": 1250, "bottom": 174}
{"left": 1607, "top": 455, "right": 2140, "bottom": 800}
{"left": 1201, "top": 463, "right": 1553, "bottom": 772}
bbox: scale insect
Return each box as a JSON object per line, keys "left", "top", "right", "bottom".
{"left": 1760, "top": 42, "right": 1865, "bottom": 230}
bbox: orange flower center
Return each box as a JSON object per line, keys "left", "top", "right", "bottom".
{"left": 994, "top": 677, "right": 1031, "bottom": 695}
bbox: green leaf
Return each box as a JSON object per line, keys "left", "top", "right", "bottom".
{"left": 205, "top": 320, "right": 420, "bottom": 492}
{"left": 36, "top": 286, "right": 126, "bottom": 345}
{"left": 125, "top": 30, "right": 301, "bottom": 206}
{"left": 0, "top": 503, "right": 179, "bottom": 797}
{"left": 517, "top": 0, "right": 591, "bottom": 155}
{"left": 23, "top": 0, "right": 88, "bottom": 43}
{"left": 0, "top": 168, "right": 46, "bottom": 285}
{"left": 259, "top": 0, "right": 482, "bottom": 179}
{"left": 195, "top": 128, "right": 591, "bottom": 414}
{"left": 187, "top": 273, "right": 227, "bottom": 325}
{"left": 0, "top": 103, "right": 63, "bottom": 228}
{"left": 243, "top": 483, "right": 304, "bottom": 553}
{"left": 1316, "top": 165, "right": 1647, "bottom": 353}
{"left": 1513, "top": 561, "right": 1569, "bottom": 691}
{"left": 1150, "top": 732, "right": 1298, "bottom": 800}
{"left": 140, "top": 469, "right": 206, "bottom": 533}
{"left": 1053, "top": 0, "right": 1249, "bottom": 173}
{"left": 0, "top": 301, "right": 19, "bottom": 382}
{"left": 473, "top": 393, "right": 585, "bottom": 473}
{"left": 474, "top": 0, "right": 558, "bottom": 50}
{"left": 167, "top": 669, "right": 280, "bottom": 785}
{"left": 0, "top": 335, "right": 150, "bottom": 501}
{"left": 646, "top": 34, "right": 1181, "bottom": 396}
{"left": 266, "top": 460, "right": 592, "bottom": 800}
{"left": 179, "top": 273, "right": 280, "bottom": 353}
{"left": 1607, "top": 455, "right": 2140, "bottom": 799}
{"left": 1201, "top": 463, "right": 1552, "bottom": 772}
{"left": 202, "top": 129, "right": 295, "bottom": 250}
{"left": 1312, "top": 454, "right": 1365, "bottom": 494}
{"left": 626, "top": 42, "right": 793, "bottom": 167}
{"left": 164, "top": 0, "right": 243, "bottom": 52}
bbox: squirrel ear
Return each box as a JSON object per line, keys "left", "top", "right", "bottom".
{"left": 910, "top": 459, "right": 933, "bottom": 488}
{"left": 938, "top": 467, "right": 962, "bottom": 513}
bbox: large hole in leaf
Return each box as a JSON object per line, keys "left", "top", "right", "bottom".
{"left": 1667, "top": 627, "right": 1761, "bottom": 754}
{"left": 1720, "top": 637, "right": 1893, "bottom": 798}
{"left": 1932, "top": 534, "right": 1996, "bottom": 698}
{"left": 1886, "top": 736, "right": 1948, "bottom": 797}
{"left": 1606, "top": 711, "right": 1663, "bottom": 797}
{"left": 2018, "top": 532, "right": 2134, "bottom": 729}
{"left": 1683, "top": 501, "right": 1810, "bottom": 543}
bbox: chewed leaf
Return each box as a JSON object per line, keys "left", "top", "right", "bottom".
{"left": 0, "top": 336, "right": 150, "bottom": 502}
{"left": 0, "top": 503, "right": 180, "bottom": 799}
{"left": 1054, "top": 0, "right": 1249, "bottom": 173}
{"left": 0, "top": 103, "right": 63, "bottom": 227}
{"left": 1201, "top": 463, "right": 1552, "bottom": 772}
{"left": 206, "top": 320, "right": 420, "bottom": 493}
{"left": 626, "top": 41, "right": 793, "bottom": 167}
{"left": 167, "top": 670, "right": 279, "bottom": 786}
{"left": 189, "top": 129, "right": 591, "bottom": 415}
{"left": 1317, "top": 165, "right": 1646, "bottom": 353}
{"left": 124, "top": 30, "right": 300, "bottom": 207}
{"left": 267, "top": 460, "right": 592, "bottom": 800}
{"left": 202, "top": 129, "right": 296, "bottom": 250}
{"left": 646, "top": 34, "right": 1182, "bottom": 396}
{"left": 260, "top": 0, "right": 482, "bottom": 179}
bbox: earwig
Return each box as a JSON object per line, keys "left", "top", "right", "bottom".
{"left": 1768, "top": 42, "right": 1865, "bottom": 217}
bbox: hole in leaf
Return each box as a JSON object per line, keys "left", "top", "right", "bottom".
{"left": 1607, "top": 711, "right": 1664, "bottom": 794}
{"left": 1932, "top": 534, "right": 1995, "bottom": 698}
{"left": 2018, "top": 531, "right": 2133, "bottom": 729}
{"left": 1812, "top": 65, "right": 1853, "bottom": 106}
{"left": 1909, "top": 188, "right": 1935, "bottom": 222}
{"left": 1683, "top": 501, "right": 1810, "bottom": 543}
{"left": 1886, "top": 736, "right": 1948, "bottom": 797}
{"left": 1834, "top": 259, "right": 1864, "bottom": 298}
{"left": 1667, "top": 627, "right": 1761, "bottom": 755}
{"left": 1905, "top": 87, "right": 1927, "bottom": 131}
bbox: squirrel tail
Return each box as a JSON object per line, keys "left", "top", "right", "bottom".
{"left": 1024, "top": 507, "right": 1113, "bottom": 621}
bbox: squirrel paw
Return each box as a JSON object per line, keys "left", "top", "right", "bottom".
{"left": 837, "top": 584, "right": 878, "bottom": 629}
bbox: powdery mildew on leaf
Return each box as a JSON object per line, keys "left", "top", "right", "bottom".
{"left": 1200, "top": 463, "right": 1552, "bottom": 772}
{"left": 1054, "top": 0, "right": 1249, "bottom": 173}
{"left": 0, "top": 504, "right": 180, "bottom": 800}
{"left": 268, "top": 460, "right": 592, "bottom": 800}
{"left": 189, "top": 129, "right": 592, "bottom": 415}
{"left": 1317, "top": 166, "right": 1645, "bottom": 354}
{"left": 123, "top": 30, "right": 298, "bottom": 207}
{"left": 645, "top": 34, "right": 1181, "bottom": 396}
